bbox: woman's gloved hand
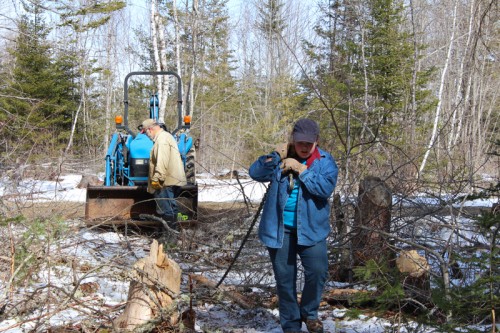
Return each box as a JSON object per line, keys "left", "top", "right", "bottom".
{"left": 280, "top": 158, "right": 307, "bottom": 175}
{"left": 275, "top": 143, "right": 289, "bottom": 160}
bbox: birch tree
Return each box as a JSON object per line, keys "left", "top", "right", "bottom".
{"left": 418, "top": 0, "right": 458, "bottom": 176}
{"left": 416, "top": 0, "right": 498, "bottom": 184}
{"left": 151, "top": 0, "right": 171, "bottom": 122}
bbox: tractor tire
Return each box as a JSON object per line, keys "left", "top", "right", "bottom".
{"left": 185, "top": 147, "right": 196, "bottom": 185}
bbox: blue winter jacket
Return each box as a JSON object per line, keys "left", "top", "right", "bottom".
{"left": 249, "top": 147, "right": 338, "bottom": 248}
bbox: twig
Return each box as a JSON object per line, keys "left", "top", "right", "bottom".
{"left": 216, "top": 186, "right": 269, "bottom": 288}
{"left": 139, "top": 214, "right": 179, "bottom": 236}
{"left": 233, "top": 170, "right": 252, "bottom": 213}
{"left": 191, "top": 274, "right": 254, "bottom": 309}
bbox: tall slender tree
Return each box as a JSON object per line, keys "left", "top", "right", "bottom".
{"left": 304, "top": 0, "right": 435, "bottom": 187}
{"left": 0, "top": 4, "right": 79, "bottom": 161}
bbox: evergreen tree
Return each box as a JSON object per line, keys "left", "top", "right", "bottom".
{"left": 185, "top": 0, "right": 243, "bottom": 170}
{"left": 0, "top": 5, "right": 79, "bottom": 161}
{"left": 364, "top": 0, "right": 418, "bottom": 138}
{"left": 304, "top": 0, "right": 435, "bottom": 182}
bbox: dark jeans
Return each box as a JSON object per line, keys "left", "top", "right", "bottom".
{"left": 154, "top": 186, "right": 179, "bottom": 219}
{"left": 268, "top": 228, "right": 328, "bottom": 332}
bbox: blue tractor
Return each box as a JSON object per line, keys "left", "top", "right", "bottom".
{"left": 85, "top": 71, "right": 197, "bottom": 224}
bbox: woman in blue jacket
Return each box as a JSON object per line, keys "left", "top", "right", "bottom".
{"left": 249, "top": 118, "right": 338, "bottom": 333}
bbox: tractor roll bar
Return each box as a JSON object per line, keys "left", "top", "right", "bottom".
{"left": 120, "top": 71, "right": 184, "bottom": 137}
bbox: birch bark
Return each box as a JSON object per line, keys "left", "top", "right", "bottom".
{"left": 188, "top": 0, "right": 199, "bottom": 119}
{"left": 448, "top": 0, "right": 475, "bottom": 149}
{"left": 151, "top": 0, "right": 162, "bottom": 107}
{"left": 150, "top": 0, "right": 170, "bottom": 122}
{"left": 418, "top": 0, "right": 459, "bottom": 176}
{"left": 173, "top": 0, "right": 182, "bottom": 81}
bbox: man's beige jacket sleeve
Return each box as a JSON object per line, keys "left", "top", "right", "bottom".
{"left": 148, "top": 131, "right": 187, "bottom": 193}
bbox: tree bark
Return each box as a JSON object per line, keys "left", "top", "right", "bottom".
{"left": 418, "top": 0, "right": 459, "bottom": 176}
{"left": 114, "top": 240, "right": 181, "bottom": 330}
{"left": 352, "top": 176, "right": 393, "bottom": 269}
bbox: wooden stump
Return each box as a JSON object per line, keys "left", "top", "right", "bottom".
{"left": 352, "top": 176, "right": 393, "bottom": 268}
{"left": 396, "top": 250, "right": 429, "bottom": 278}
{"left": 396, "top": 250, "right": 431, "bottom": 309}
{"left": 114, "top": 240, "right": 182, "bottom": 331}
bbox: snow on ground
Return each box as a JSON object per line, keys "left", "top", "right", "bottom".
{"left": 1, "top": 173, "right": 495, "bottom": 207}
{"left": 0, "top": 173, "right": 268, "bottom": 204}
{"left": 0, "top": 174, "right": 498, "bottom": 332}
{"left": 0, "top": 174, "right": 87, "bottom": 202}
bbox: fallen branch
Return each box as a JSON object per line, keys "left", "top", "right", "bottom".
{"left": 190, "top": 274, "right": 255, "bottom": 309}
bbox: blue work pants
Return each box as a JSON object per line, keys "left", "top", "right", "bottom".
{"left": 268, "top": 228, "right": 328, "bottom": 332}
{"left": 154, "top": 186, "right": 179, "bottom": 219}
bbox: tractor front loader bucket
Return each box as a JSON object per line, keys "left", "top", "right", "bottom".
{"left": 85, "top": 185, "right": 198, "bottom": 227}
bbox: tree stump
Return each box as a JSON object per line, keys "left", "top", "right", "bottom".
{"left": 352, "top": 176, "right": 393, "bottom": 269}
{"left": 396, "top": 250, "right": 431, "bottom": 310}
{"left": 114, "top": 240, "right": 182, "bottom": 331}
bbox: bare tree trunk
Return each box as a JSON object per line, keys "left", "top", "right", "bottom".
{"left": 418, "top": 0, "right": 459, "bottom": 176}
{"left": 188, "top": 0, "right": 199, "bottom": 120}
{"left": 448, "top": 0, "right": 475, "bottom": 150}
{"left": 173, "top": 0, "right": 182, "bottom": 79}
{"left": 409, "top": 0, "right": 418, "bottom": 144}
{"left": 359, "top": 18, "right": 369, "bottom": 142}
{"left": 158, "top": 15, "right": 169, "bottom": 121}
{"left": 151, "top": 0, "right": 162, "bottom": 108}
{"left": 104, "top": 24, "right": 116, "bottom": 155}
{"left": 151, "top": 0, "right": 171, "bottom": 122}
{"left": 64, "top": 101, "right": 82, "bottom": 155}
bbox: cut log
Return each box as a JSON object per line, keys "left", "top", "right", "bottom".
{"left": 114, "top": 240, "right": 182, "bottom": 331}
{"left": 324, "top": 288, "right": 369, "bottom": 306}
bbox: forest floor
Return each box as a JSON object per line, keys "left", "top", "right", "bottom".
{"left": 0, "top": 200, "right": 444, "bottom": 333}
{"left": 1, "top": 173, "right": 496, "bottom": 332}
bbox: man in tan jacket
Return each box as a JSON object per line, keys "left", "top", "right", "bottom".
{"left": 142, "top": 119, "right": 187, "bottom": 229}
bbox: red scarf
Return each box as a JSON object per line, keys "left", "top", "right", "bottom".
{"left": 306, "top": 147, "right": 321, "bottom": 168}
